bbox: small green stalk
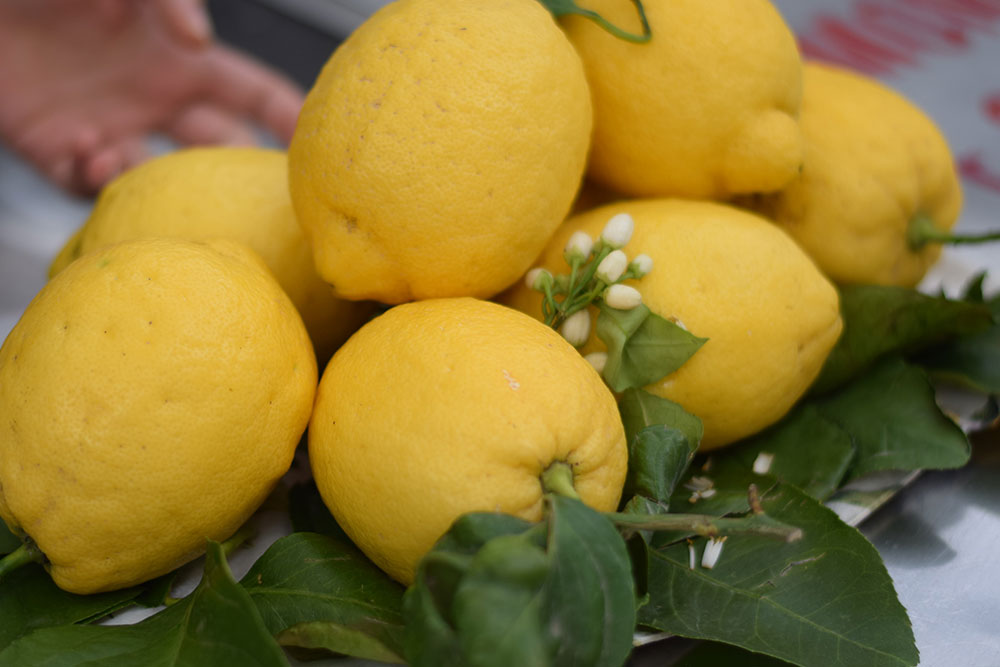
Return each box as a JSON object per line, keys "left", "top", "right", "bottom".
{"left": 907, "top": 213, "right": 1000, "bottom": 250}
{"left": 541, "top": 461, "right": 582, "bottom": 501}
{"left": 0, "top": 539, "right": 45, "bottom": 582}
{"left": 536, "top": 0, "right": 652, "bottom": 43}
{"left": 221, "top": 523, "right": 256, "bottom": 559}
{"left": 545, "top": 245, "right": 614, "bottom": 330}
{"left": 607, "top": 511, "right": 803, "bottom": 543}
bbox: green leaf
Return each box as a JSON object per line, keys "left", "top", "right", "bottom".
{"left": 625, "top": 425, "right": 698, "bottom": 507}
{"left": 403, "top": 514, "right": 539, "bottom": 667}
{"left": 451, "top": 533, "right": 554, "bottom": 666}
{"left": 619, "top": 388, "right": 704, "bottom": 450}
{"left": 535, "top": 0, "right": 651, "bottom": 43}
{"left": 241, "top": 533, "right": 406, "bottom": 660}
{"left": 404, "top": 501, "right": 635, "bottom": 667}
{"left": 815, "top": 356, "right": 971, "bottom": 481}
{"left": 917, "top": 293, "right": 1000, "bottom": 394}
{"left": 719, "top": 403, "right": 856, "bottom": 501}
{"left": 596, "top": 303, "right": 707, "bottom": 392}
{"left": 0, "top": 564, "right": 141, "bottom": 652}
{"left": 811, "top": 284, "right": 993, "bottom": 395}
{"left": 276, "top": 620, "right": 405, "bottom": 663}
{"left": 542, "top": 496, "right": 636, "bottom": 667}
{"left": 618, "top": 390, "right": 702, "bottom": 510}
{"left": 639, "top": 483, "right": 918, "bottom": 667}
{"left": 0, "top": 523, "right": 18, "bottom": 555}
{"left": 0, "top": 541, "right": 289, "bottom": 667}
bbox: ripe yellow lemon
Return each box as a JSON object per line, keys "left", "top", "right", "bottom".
{"left": 561, "top": 0, "right": 803, "bottom": 199}
{"left": 739, "top": 62, "right": 963, "bottom": 287}
{"left": 0, "top": 238, "right": 317, "bottom": 593}
{"left": 289, "top": 0, "right": 592, "bottom": 304}
{"left": 503, "top": 200, "right": 843, "bottom": 450}
{"left": 308, "top": 298, "right": 626, "bottom": 584}
{"left": 49, "top": 147, "right": 373, "bottom": 362}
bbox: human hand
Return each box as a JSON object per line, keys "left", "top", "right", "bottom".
{"left": 0, "top": 0, "right": 305, "bottom": 195}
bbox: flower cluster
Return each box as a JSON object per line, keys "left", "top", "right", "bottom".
{"left": 525, "top": 213, "right": 653, "bottom": 349}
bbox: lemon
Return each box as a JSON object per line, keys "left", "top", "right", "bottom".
{"left": 561, "top": 0, "right": 803, "bottom": 199}
{"left": 504, "top": 200, "right": 843, "bottom": 450}
{"left": 0, "top": 238, "right": 317, "bottom": 593}
{"left": 49, "top": 147, "right": 373, "bottom": 362}
{"left": 738, "top": 62, "right": 963, "bottom": 287}
{"left": 288, "top": 0, "right": 592, "bottom": 304}
{"left": 308, "top": 298, "right": 626, "bottom": 584}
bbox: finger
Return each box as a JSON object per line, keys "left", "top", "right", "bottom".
{"left": 200, "top": 46, "right": 304, "bottom": 144}
{"left": 164, "top": 103, "right": 259, "bottom": 147}
{"left": 153, "top": 0, "right": 212, "bottom": 48}
{"left": 15, "top": 117, "right": 103, "bottom": 194}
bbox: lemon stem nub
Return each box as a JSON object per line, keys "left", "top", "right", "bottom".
{"left": 221, "top": 523, "right": 257, "bottom": 559}
{"left": 541, "top": 461, "right": 581, "bottom": 500}
{"left": 907, "top": 213, "right": 1000, "bottom": 250}
{"left": 0, "top": 539, "right": 45, "bottom": 582}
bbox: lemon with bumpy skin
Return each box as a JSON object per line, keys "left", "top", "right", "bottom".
{"left": 739, "top": 62, "right": 962, "bottom": 287}
{"left": 561, "top": 0, "right": 803, "bottom": 199}
{"left": 49, "top": 147, "right": 373, "bottom": 362}
{"left": 289, "top": 0, "right": 592, "bottom": 304}
{"left": 0, "top": 238, "right": 317, "bottom": 594}
{"left": 504, "top": 200, "right": 843, "bottom": 450}
{"left": 308, "top": 298, "right": 626, "bottom": 584}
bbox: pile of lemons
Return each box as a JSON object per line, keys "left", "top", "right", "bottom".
{"left": 0, "top": 0, "right": 962, "bottom": 591}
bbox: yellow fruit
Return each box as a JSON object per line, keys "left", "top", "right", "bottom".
{"left": 503, "top": 200, "right": 843, "bottom": 450}
{"left": 0, "top": 238, "right": 317, "bottom": 593}
{"left": 561, "top": 0, "right": 803, "bottom": 199}
{"left": 49, "top": 147, "right": 373, "bottom": 363}
{"left": 289, "top": 0, "right": 592, "bottom": 304}
{"left": 739, "top": 62, "right": 963, "bottom": 287}
{"left": 308, "top": 298, "right": 626, "bottom": 584}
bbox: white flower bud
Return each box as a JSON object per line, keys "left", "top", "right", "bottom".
{"left": 563, "top": 231, "right": 594, "bottom": 264}
{"left": 752, "top": 451, "right": 775, "bottom": 475}
{"left": 596, "top": 249, "right": 628, "bottom": 283}
{"left": 604, "top": 284, "right": 642, "bottom": 310}
{"left": 600, "top": 213, "right": 634, "bottom": 249}
{"left": 630, "top": 253, "right": 653, "bottom": 278}
{"left": 701, "top": 536, "right": 727, "bottom": 569}
{"left": 584, "top": 351, "right": 607, "bottom": 374}
{"left": 559, "top": 309, "right": 591, "bottom": 347}
{"left": 524, "top": 267, "right": 552, "bottom": 291}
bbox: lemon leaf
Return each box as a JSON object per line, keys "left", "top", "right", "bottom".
{"left": 0, "top": 541, "right": 288, "bottom": 667}
{"left": 917, "top": 287, "right": 1000, "bottom": 394}
{"left": 596, "top": 303, "right": 706, "bottom": 392}
{"left": 0, "top": 564, "right": 141, "bottom": 652}
{"left": 404, "top": 500, "right": 635, "bottom": 667}
{"left": 619, "top": 390, "right": 702, "bottom": 510}
{"left": 240, "top": 532, "right": 406, "bottom": 661}
{"left": 812, "top": 284, "right": 994, "bottom": 395}
{"left": 712, "top": 403, "right": 856, "bottom": 501}
{"left": 640, "top": 483, "right": 918, "bottom": 667}
{"left": 625, "top": 426, "right": 697, "bottom": 508}
{"left": 815, "top": 357, "right": 971, "bottom": 482}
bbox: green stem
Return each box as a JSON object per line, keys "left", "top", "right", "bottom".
{"left": 0, "top": 540, "right": 45, "bottom": 582}
{"left": 907, "top": 213, "right": 1000, "bottom": 250}
{"left": 221, "top": 524, "right": 256, "bottom": 558}
{"left": 607, "top": 511, "right": 803, "bottom": 543}
{"left": 539, "top": 0, "right": 652, "bottom": 43}
{"left": 540, "top": 462, "right": 581, "bottom": 501}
